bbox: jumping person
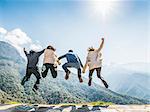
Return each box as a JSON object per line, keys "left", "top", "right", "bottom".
{"left": 41, "top": 45, "right": 60, "bottom": 78}
{"left": 21, "top": 48, "right": 45, "bottom": 91}
{"left": 58, "top": 50, "right": 83, "bottom": 83}
{"left": 82, "top": 38, "right": 108, "bottom": 88}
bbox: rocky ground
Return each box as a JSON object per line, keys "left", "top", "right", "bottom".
{"left": 0, "top": 104, "right": 150, "bottom": 112}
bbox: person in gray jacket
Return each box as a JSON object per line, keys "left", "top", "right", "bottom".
{"left": 58, "top": 50, "right": 83, "bottom": 83}
{"left": 21, "top": 48, "right": 45, "bottom": 91}
{"left": 82, "top": 38, "right": 108, "bottom": 88}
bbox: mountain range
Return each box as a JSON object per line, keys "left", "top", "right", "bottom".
{"left": 0, "top": 41, "right": 149, "bottom": 104}
{"left": 92, "top": 64, "right": 150, "bottom": 101}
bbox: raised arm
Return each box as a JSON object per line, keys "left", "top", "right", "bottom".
{"left": 97, "top": 38, "right": 104, "bottom": 52}
{"left": 77, "top": 56, "right": 83, "bottom": 68}
{"left": 37, "top": 49, "right": 45, "bottom": 56}
{"left": 23, "top": 48, "right": 28, "bottom": 56}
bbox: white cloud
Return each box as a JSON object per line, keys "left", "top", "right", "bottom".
{"left": 30, "top": 43, "right": 42, "bottom": 51}
{"left": 5, "top": 29, "right": 32, "bottom": 45}
{"left": 0, "top": 27, "right": 43, "bottom": 58}
{"left": 0, "top": 27, "right": 7, "bottom": 34}
{"left": 0, "top": 27, "right": 7, "bottom": 41}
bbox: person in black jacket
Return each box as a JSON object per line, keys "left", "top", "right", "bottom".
{"left": 58, "top": 50, "right": 83, "bottom": 83}
{"left": 21, "top": 48, "right": 45, "bottom": 91}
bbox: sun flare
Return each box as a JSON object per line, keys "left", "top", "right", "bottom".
{"left": 90, "top": 0, "right": 117, "bottom": 19}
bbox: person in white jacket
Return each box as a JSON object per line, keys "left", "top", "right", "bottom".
{"left": 41, "top": 45, "right": 60, "bottom": 78}
{"left": 82, "top": 38, "right": 108, "bottom": 88}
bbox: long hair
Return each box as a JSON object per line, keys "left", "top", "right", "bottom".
{"left": 88, "top": 47, "right": 95, "bottom": 52}
{"left": 47, "top": 45, "right": 56, "bottom": 51}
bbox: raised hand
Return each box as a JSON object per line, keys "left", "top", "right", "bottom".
{"left": 57, "top": 60, "right": 61, "bottom": 65}
{"left": 82, "top": 67, "right": 86, "bottom": 73}
{"left": 23, "top": 48, "right": 26, "bottom": 51}
{"left": 101, "top": 37, "right": 104, "bottom": 41}
{"left": 82, "top": 70, "right": 85, "bottom": 73}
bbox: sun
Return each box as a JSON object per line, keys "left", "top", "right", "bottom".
{"left": 90, "top": 0, "right": 116, "bottom": 19}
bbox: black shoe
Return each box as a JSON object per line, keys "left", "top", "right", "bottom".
{"left": 33, "top": 84, "right": 39, "bottom": 90}
{"left": 102, "top": 79, "right": 109, "bottom": 88}
{"left": 32, "top": 84, "right": 39, "bottom": 94}
{"left": 21, "top": 81, "right": 24, "bottom": 85}
{"left": 42, "top": 74, "right": 46, "bottom": 78}
{"left": 21, "top": 77, "right": 26, "bottom": 85}
{"left": 32, "top": 88, "right": 39, "bottom": 94}
{"left": 21, "top": 80, "right": 26, "bottom": 85}
{"left": 65, "top": 71, "right": 71, "bottom": 80}
{"left": 88, "top": 79, "right": 92, "bottom": 86}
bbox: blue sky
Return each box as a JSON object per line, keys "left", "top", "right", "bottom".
{"left": 0, "top": 0, "right": 149, "bottom": 65}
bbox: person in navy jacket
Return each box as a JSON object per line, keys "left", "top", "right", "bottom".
{"left": 58, "top": 50, "right": 83, "bottom": 83}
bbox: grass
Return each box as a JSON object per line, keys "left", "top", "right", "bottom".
{"left": 3, "top": 100, "right": 113, "bottom": 107}
{"left": 46, "top": 101, "right": 114, "bottom": 106}
{"left": 6, "top": 101, "right": 20, "bottom": 104}
{"left": 90, "top": 101, "right": 113, "bottom": 106}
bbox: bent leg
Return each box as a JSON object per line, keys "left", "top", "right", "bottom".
{"left": 41, "top": 64, "right": 49, "bottom": 78}
{"left": 77, "top": 68, "right": 83, "bottom": 83}
{"left": 32, "top": 67, "right": 41, "bottom": 90}
{"left": 62, "top": 63, "right": 71, "bottom": 80}
{"left": 96, "top": 67, "right": 102, "bottom": 79}
{"left": 96, "top": 67, "right": 108, "bottom": 88}
{"left": 50, "top": 64, "right": 57, "bottom": 78}
{"left": 88, "top": 69, "right": 94, "bottom": 86}
{"left": 21, "top": 68, "right": 32, "bottom": 85}
{"left": 62, "top": 63, "right": 70, "bottom": 73}
{"left": 78, "top": 68, "right": 81, "bottom": 79}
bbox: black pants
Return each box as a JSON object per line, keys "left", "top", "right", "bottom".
{"left": 89, "top": 67, "right": 102, "bottom": 79}
{"left": 21, "top": 67, "right": 41, "bottom": 90}
{"left": 89, "top": 67, "right": 108, "bottom": 88}
{"left": 41, "top": 63, "right": 57, "bottom": 78}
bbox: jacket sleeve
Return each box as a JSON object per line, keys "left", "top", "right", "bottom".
{"left": 58, "top": 54, "right": 66, "bottom": 60}
{"left": 37, "top": 49, "right": 45, "bottom": 56}
{"left": 54, "top": 53, "right": 61, "bottom": 65}
{"left": 24, "top": 50, "right": 28, "bottom": 56}
{"left": 83, "top": 56, "right": 89, "bottom": 72}
{"left": 97, "top": 39, "right": 104, "bottom": 52}
{"left": 77, "top": 56, "right": 83, "bottom": 68}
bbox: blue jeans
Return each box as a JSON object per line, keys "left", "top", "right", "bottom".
{"left": 62, "top": 62, "right": 81, "bottom": 78}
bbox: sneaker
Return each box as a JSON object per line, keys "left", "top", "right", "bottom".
{"left": 32, "top": 88, "right": 37, "bottom": 92}
{"left": 65, "top": 71, "right": 71, "bottom": 80}
{"left": 33, "top": 84, "right": 39, "bottom": 90}
{"left": 21, "top": 81, "right": 25, "bottom": 85}
{"left": 88, "top": 78, "right": 92, "bottom": 86}
{"left": 32, "top": 88, "right": 39, "bottom": 94}
{"left": 79, "top": 78, "right": 83, "bottom": 83}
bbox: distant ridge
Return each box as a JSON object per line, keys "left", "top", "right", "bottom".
{"left": 0, "top": 41, "right": 149, "bottom": 104}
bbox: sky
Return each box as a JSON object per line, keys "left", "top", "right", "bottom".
{"left": 0, "top": 0, "right": 149, "bottom": 67}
